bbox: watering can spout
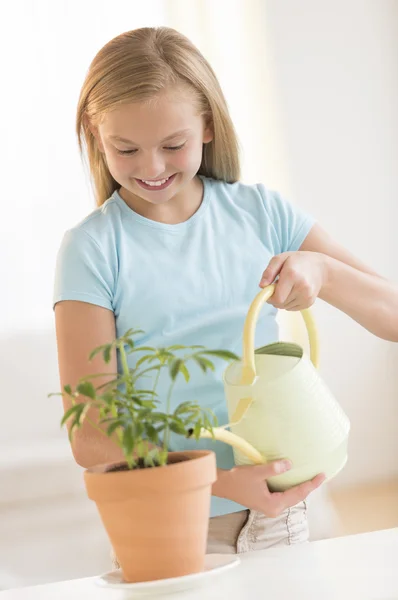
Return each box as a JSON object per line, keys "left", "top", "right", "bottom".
{"left": 197, "top": 427, "right": 266, "bottom": 465}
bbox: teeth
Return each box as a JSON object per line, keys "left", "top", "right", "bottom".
{"left": 142, "top": 177, "right": 169, "bottom": 187}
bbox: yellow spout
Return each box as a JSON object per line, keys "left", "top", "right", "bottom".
{"left": 199, "top": 427, "right": 266, "bottom": 465}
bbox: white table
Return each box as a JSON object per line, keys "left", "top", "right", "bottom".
{"left": 1, "top": 528, "right": 397, "bottom": 599}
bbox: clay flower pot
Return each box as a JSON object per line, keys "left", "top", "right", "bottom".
{"left": 84, "top": 450, "right": 217, "bottom": 583}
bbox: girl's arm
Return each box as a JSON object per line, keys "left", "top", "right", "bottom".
{"left": 55, "top": 300, "right": 126, "bottom": 467}
{"left": 300, "top": 223, "right": 398, "bottom": 342}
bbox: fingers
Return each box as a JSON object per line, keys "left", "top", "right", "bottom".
{"left": 278, "top": 473, "right": 326, "bottom": 511}
{"left": 283, "top": 294, "right": 306, "bottom": 311}
{"left": 261, "top": 473, "right": 326, "bottom": 518}
{"left": 261, "top": 254, "right": 318, "bottom": 310}
{"left": 260, "top": 254, "right": 289, "bottom": 287}
{"left": 283, "top": 302, "right": 302, "bottom": 311}
{"left": 261, "top": 255, "right": 295, "bottom": 307}
{"left": 251, "top": 459, "right": 292, "bottom": 479}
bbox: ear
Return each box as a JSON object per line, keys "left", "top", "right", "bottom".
{"left": 203, "top": 125, "right": 214, "bottom": 144}
{"left": 84, "top": 114, "right": 105, "bottom": 153}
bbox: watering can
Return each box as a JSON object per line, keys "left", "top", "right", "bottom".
{"left": 200, "top": 284, "right": 350, "bottom": 492}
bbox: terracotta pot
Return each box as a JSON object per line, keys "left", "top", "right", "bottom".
{"left": 84, "top": 450, "right": 217, "bottom": 583}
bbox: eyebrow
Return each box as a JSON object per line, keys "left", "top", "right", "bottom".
{"left": 109, "top": 129, "right": 192, "bottom": 145}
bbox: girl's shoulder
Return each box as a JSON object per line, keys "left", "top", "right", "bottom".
{"left": 69, "top": 191, "right": 123, "bottom": 237}
{"left": 204, "top": 176, "right": 315, "bottom": 253}
{"left": 60, "top": 191, "right": 134, "bottom": 259}
{"left": 56, "top": 192, "right": 125, "bottom": 274}
{"left": 203, "top": 176, "right": 281, "bottom": 214}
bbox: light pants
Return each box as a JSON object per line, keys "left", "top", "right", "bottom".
{"left": 207, "top": 502, "right": 308, "bottom": 553}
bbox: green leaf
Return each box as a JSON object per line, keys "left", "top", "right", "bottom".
{"left": 130, "top": 395, "right": 143, "bottom": 406}
{"left": 134, "top": 365, "right": 163, "bottom": 380}
{"left": 135, "top": 421, "right": 144, "bottom": 438}
{"left": 137, "top": 407, "right": 152, "bottom": 419}
{"left": 158, "top": 449, "right": 168, "bottom": 465}
{"left": 193, "top": 422, "right": 202, "bottom": 440}
{"left": 145, "top": 425, "right": 159, "bottom": 444}
{"left": 193, "top": 356, "right": 215, "bottom": 373}
{"left": 101, "top": 392, "right": 115, "bottom": 406}
{"left": 200, "top": 350, "right": 239, "bottom": 361}
{"left": 81, "top": 372, "right": 119, "bottom": 380}
{"left": 174, "top": 401, "right": 198, "bottom": 416}
{"left": 106, "top": 420, "right": 124, "bottom": 437}
{"left": 157, "top": 350, "right": 174, "bottom": 363}
{"left": 169, "top": 358, "right": 182, "bottom": 381}
{"left": 123, "top": 328, "right": 144, "bottom": 338}
{"left": 170, "top": 421, "right": 187, "bottom": 435}
{"left": 60, "top": 404, "right": 81, "bottom": 427}
{"left": 166, "top": 344, "right": 186, "bottom": 351}
{"left": 203, "top": 413, "right": 214, "bottom": 431}
{"left": 68, "top": 421, "right": 81, "bottom": 442}
{"left": 128, "top": 346, "right": 156, "bottom": 356}
{"left": 132, "top": 389, "right": 157, "bottom": 397}
{"left": 180, "top": 363, "right": 190, "bottom": 382}
{"left": 98, "top": 406, "right": 107, "bottom": 420}
{"left": 143, "top": 454, "right": 155, "bottom": 468}
{"left": 88, "top": 345, "right": 107, "bottom": 361}
{"left": 125, "top": 339, "right": 135, "bottom": 350}
{"left": 95, "top": 377, "right": 121, "bottom": 392}
{"left": 135, "top": 354, "right": 156, "bottom": 368}
{"left": 150, "top": 412, "right": 169, "bottom": 422}
{"left": 63, "top": 385, "right": 72, "bottom": 395}
{"left": 122, "top": 426, "right": 135, "bottom": 456}
{"left": 169, "top": 344, "right": 204, "bottom": 350}
{"left": 76, "top": 381, "right": 96, "bottom": 399}
{"left": 103, "top": 345, "right": 112, "bottom": 363}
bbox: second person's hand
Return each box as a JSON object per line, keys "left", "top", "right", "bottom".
{"left": 213, "top": 459, "right": 326, "bottom": 517}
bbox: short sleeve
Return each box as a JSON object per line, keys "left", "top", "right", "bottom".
{"left": 257, "top": 184, "right": 316, "bottom": 255}
{"left": 53, "top": 228, "right": 114, "bottom": 311}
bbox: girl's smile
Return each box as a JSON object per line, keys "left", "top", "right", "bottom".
{"left": 134, "top": 173, "right": 178, "bottom": 191}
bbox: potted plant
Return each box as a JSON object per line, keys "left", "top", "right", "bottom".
{"left": 50, "top": 328, "right": 238, "bottom": 583}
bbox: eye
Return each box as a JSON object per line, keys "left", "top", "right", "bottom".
{"left": 116, "top": 148, "right": 138, "bottom": 156}
{"left": 163, "top": 143, "right": 186, "bottom": 151}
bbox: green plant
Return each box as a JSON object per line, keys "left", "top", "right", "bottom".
{"left": 50, "top": 328, "right": 238, "bottom": 469}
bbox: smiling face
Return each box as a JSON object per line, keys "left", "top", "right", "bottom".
{"left": 95, "top": 88, "right": 213, "bottom": 207}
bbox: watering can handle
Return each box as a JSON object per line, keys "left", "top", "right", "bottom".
{"left": 240, "top": 284, "right": 319, "bottom": 385}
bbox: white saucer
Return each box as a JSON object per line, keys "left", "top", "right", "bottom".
{"left": 95, "top": 553, "right": 240, "bottom": 596}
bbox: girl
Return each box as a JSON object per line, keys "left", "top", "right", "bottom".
{"left": 54, "top": 27, "right": 398, "bottom": 555}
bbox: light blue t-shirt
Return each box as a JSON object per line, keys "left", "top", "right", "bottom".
{"left": 53, "top": 176, "right": 315, "bottom": 517}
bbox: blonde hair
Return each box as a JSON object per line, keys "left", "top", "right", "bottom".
{"left": 76, "top": 27, "right": 241, "bottom": 206}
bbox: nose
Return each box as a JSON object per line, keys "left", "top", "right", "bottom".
{"left": 137, "top": 151, "right": 166, "bottom": 180}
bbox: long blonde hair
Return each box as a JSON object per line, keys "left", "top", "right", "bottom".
{"left": 76, "top": 27, "right": 241, "bottom": 206}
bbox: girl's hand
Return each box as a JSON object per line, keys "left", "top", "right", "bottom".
{"left": 259, "top": 251, "right": 327, "bottom": 311}
{"left": 213, "top": 460, "right": 325, "bottom": 517}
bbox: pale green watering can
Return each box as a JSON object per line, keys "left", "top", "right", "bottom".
{"left": 200, "top": 284, "right": 350, "bottom": 491}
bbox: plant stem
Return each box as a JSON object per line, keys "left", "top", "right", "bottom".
{"left": 119, "top": 342, "right": 132, "bottom": 393}
{"left": 113, "top": 342, "right": 134, "bottom": 449}
{"left": 163, "top": 380, "right": 175, "bottom": 453}
{"left": 153, "top": 365, "right": 162, "bottom": 395}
